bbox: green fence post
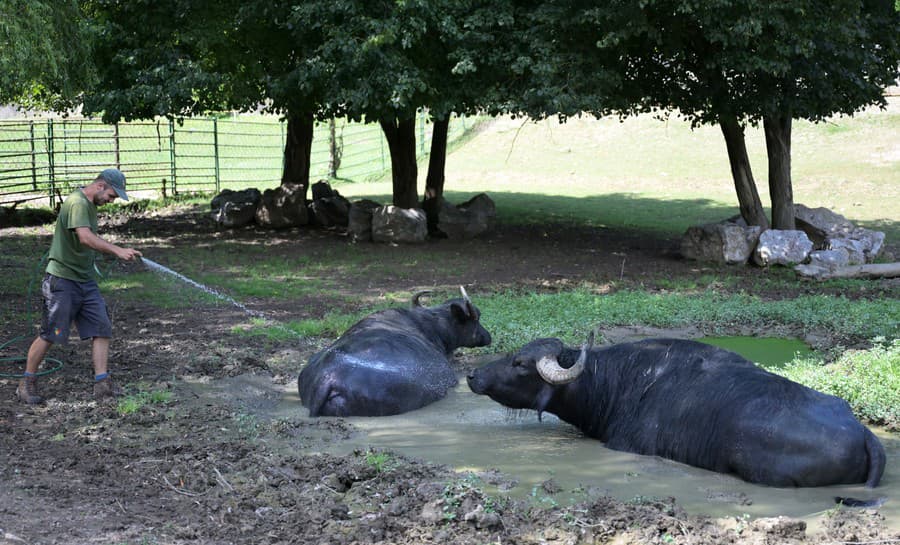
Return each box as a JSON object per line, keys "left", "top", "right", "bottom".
{"left": 47, "top": 119, "right": 55, "bottom": 208}
{"left": 213, "top": 118, "right": 220, "bottom": 193}
{"left": 169, "top": 119, "right": 176, "bottom": 195}
{"left": 114, "top": 122, "right": 121, "bottom": 169}
{"left": 30, "top": 121, "right": 37, "bottom": 191}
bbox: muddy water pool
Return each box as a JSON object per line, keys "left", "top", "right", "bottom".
{"left": 268, "top": 377, "right": 899, "bottom": 532}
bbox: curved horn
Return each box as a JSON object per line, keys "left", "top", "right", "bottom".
{"left": 411, "top": 290, "right": 432, "bottom": 308}
{"left": 536, "top": 331, "right": 594, "bottom": 385}
{"left": 459, "top": 285, "right": 472, "bottom": 304}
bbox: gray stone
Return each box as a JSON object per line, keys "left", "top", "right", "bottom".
{"left": 807, "top": 249, "right": 850, "bottom": 271}
{"left": 211, "top": 188, "right": 261, "bottom": 228}
{"left": 372, "top": 206, "right": 427, "bottom": 243}
{"left": 826, "top": 238, "right": 866, "bottom": 265}
{"left": 794, "top": 204, "right": 855, "bottom": 247}
{"left": 255, "top": 183, "right": 308, "bottom": 229}
{"left": 347, "top": 199, "right": 382, "bottom": 243}
{"left": 753, "top": 230, "right": 814, "bottom": 267}
{"left": 848, "top": 228, "right": 885, "bottom": 262}
{"left": 681, "top": 222, "right": 762, "bottom": 264}
{"left": 309, "top": 194, "right": 351, "bottom": 228}
{"left": 437, "top": 193, "right": 497, "bottom": 239}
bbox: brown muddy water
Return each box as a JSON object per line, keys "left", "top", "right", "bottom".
{"left": 198, "top": 372, "right": 900, "bottom": 533}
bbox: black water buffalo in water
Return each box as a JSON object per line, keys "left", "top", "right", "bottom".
{"left": 467, "top": 334, "right": 885, "bottom": 488}
{"left": 299, "top": 287, "right": 492, "bottom": 417}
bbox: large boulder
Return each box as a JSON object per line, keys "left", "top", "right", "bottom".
{"left": 680, "top": 221, "right": 762, "bottom": 264}
{"left": 753, "top": 230, "right": 814, "bottom": 267}
{"left": 255, "top": 183, "right": 309, "bottom": 229}
{"left": 436, "top": 193, "right": 497, "bottom": 239}
{"left": 794, "top": 203, "right": 885, "bottom": 262}
{"left": 347, "top": 199, "right": 382, "bottom": 243}
{"left": 307, "top": 180, "right": 350, "bottom": 228}
{"left": 372, "top": 206, "right": 427, "bottom": 243}
{"left": 211, "top": 188, "right": 261, "bottom": 228}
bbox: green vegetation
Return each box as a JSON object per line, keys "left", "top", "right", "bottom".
{"left": 778, "top": 339, "right": 900, "bottom": 430}
{"left": 474, "top": 289, "right": 898, "bottom": 353}
{"left": 364, "top": 449, "right": 394, "bottom": 473}
{"left": 117, "top": 388, "right": 172, "bottom": 416}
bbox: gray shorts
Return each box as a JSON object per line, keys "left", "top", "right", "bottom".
{"left": 40, "top": 274, "right": 112, "bottom": 344}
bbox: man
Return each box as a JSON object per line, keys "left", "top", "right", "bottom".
{"left": 17, "top": 168, "right": 142, "bottom": 404}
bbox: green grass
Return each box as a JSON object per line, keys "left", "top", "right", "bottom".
{"left": 117, "top": 388, "right": 173, "bottom": 416}
{"left": 337, "top": 98, "right": 900, "bottom": 241}
{"left": 777, "top": 338, "right": 900, "bottom": 430}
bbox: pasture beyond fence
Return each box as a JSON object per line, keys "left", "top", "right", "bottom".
{"left": 0, "top": 112, "right": 469, "bottom": 207}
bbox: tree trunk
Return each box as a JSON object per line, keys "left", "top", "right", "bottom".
{"left": 424, "top": 117, "right": 449, "bottom": 201}
{"left": 379, "top": 116, "right": 419, "bottom": 209}
{"left": 282, "top": 111, "right": 314, "bottom": 202}
{"left": 764, "top": 114, "right": 794, "bottom": 230}
{"left": 719, "top": 117, "right": 768, "bottom": 228}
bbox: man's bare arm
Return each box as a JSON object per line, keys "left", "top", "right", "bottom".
{"left": 75, "top": 227, "right": 142, "bottom": 261}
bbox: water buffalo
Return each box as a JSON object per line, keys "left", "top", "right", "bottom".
{"left": 299, "top": 287, "right": 492, "bottom": 417}
{"left": 467, "top": 334, "right": 885, "bottom": 488}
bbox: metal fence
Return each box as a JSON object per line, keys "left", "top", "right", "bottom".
{"left": 0, "top": 112, "right": 470, "bottom": 207}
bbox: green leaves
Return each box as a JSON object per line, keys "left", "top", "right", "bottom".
{"left": 0, "top": 0, "right": 95, "bottom": 110}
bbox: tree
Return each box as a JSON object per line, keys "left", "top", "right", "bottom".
{"left": 579, "top": 0, "right": 900, "bottom": 229}
{"left": 0, "top": 0, "right": 95, "bottom": 111}
{"left": 82, "top": 0, "right": 334, "bottom": 199}
{"left": 503, "top": 0, "right": 900, "bottom": 230}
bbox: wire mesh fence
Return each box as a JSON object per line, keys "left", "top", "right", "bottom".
{"left": 0, "top": 112, "right": 470, "bottom": 207}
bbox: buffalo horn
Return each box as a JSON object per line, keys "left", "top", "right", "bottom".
{"left": 411, "top": 290, "right": 432, "bottom": 307}
{"left": 536, "top": 331, "right": 594, "bottom": 385}
{"left": 459, "top": 285, "right": 472, "bottom": 304}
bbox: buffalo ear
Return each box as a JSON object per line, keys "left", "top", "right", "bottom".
{"left": 450, "top": 302, "right": 471, "bottom": 322}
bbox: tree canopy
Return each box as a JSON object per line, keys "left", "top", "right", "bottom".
{"left": 13, "top": 0, "right": 900, "bottom": 218}
{"left": 0, "top": 0, "right": 95, "bottom": 111}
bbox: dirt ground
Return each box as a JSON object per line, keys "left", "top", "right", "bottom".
{"left": 1, "top": 203, "right": 897, "bottom": 545}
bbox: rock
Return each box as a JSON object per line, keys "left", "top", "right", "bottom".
{"left": 753, "top": 230, "right": 814, "bottom": 267}
{"left": 254, "top": 183, "right": 308, "bottom": 229}
{"left": 826, "top": 238, "right": 867, "bottom": 266}
{"left": 795, "top": 203, "right": 885, "bottom": 261}
{"left": 347, "top": 199, "right": 382, "bottom": 243}
{"left": 794, "top": 204, "right": 855, "bottom": 248}
{"left": 681, "top": 221, "right": 762, "bottom": 264}
{"left": 372, "top": 206, "right": 427, "bottom": 243}
{"left": 309, "top": 194, "right": 351, "bottom": 228}
{"left": 211, "top": 188, "right": 261, "bottom": 228}
{"left": 436, "top": 193, "right": 497, "bottom": 239}
{"left": 311, "top": 179, "right": 336, "bottom": 201}
{"left": 807, "top": 249, "right": 851, "bottom": 271}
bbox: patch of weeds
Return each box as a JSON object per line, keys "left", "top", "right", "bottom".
{"left": 232, "top": 411, "right": 259, "bottom": 439}
{"left": 364, "top": 449, "right": 393, "bottom": 473}
{"left": 117, "top": 388, "right": 172, "bottom": 416}
{"left": 777, "top": 337, "right": 900, "bottom": 430}
{"left": 442, "top": 473, "right": 496, "bottom": 521}
{"left": 530, "top": 485, "right": 560, "bottom": 508}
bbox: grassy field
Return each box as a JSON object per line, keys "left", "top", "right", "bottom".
{"left": 338, "top": 97, "right": 900, "bottom": 240}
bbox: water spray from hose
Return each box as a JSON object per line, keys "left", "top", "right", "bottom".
{"left": 140, "top": 257, "right": 302, "bottom": 340}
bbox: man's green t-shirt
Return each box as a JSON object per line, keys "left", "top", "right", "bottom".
{"left": 46, "top": 189, "right": 98, "bottom": 282}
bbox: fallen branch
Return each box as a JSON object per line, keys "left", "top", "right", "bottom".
{"left": 796, "top": 262, "right": 900, "bottom": 280}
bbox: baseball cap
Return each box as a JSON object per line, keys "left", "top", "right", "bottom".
{"left": 98, "top": 168, "right": 129, "bottom": 201}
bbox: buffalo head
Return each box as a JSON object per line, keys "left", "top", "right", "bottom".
{"left": 467, "top": 332, "right": 592, "bottom": 417}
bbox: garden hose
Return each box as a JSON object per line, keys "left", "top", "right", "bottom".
{"left": 0, "top": 252, "right": 64, "bottom": 378}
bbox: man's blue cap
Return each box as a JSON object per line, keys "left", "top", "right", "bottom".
{"left": 98, "top": 168, "right": 128, "bottom": 201}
